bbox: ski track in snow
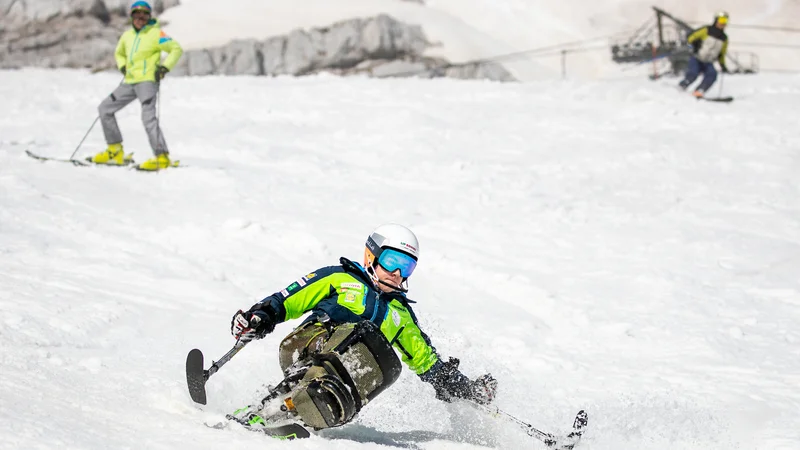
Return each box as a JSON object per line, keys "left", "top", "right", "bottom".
{"left": 1, "top": 68, "right": 799, "bottom": 449}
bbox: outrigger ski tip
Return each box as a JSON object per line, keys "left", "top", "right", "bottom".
{"left": 186, "top": 348, "right": 208, "bottom": 405}
{"left": 545, "top": 410, "right": 588, "bottom": 450}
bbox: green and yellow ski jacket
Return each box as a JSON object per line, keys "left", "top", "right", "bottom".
{"left": 257, "top": 257, "right": 440, "bottom": 375}
{"left": 687, "top": 25, "right": 728, "bottom": 66}
{"left": 115, "top": 18, "right": 182, "bottom": 84}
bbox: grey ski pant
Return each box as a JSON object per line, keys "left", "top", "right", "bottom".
{"left": 98, "top": 81, "right": 168, "bottom": 155}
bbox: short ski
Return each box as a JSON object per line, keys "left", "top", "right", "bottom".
{"left": 257, "top": 422, "right": 310, "bottom": 440}
{"left": 133, "top": 159, "right": 182, "bottom": 171}
{"left": 25, "top": 149, "right": 135, "bottom": 167}
{"left": 700, "top": 96, "right": 734, "bottom": 103}
{"left": 26, "top": 150, "right": 90, "bottom": 166}
{"left": 207, "top": 417, "right": 310, "bottom": 440}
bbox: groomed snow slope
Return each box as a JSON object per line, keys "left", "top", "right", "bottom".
{"left": 1, "top": 69, "right": 799, "bottom": 449}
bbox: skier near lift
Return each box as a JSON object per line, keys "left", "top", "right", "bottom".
{"left": 227, "top": 223, "right": 498, "bottom": 433}
{"left": 679, "top": 11, "right": 731, "bottom": 98}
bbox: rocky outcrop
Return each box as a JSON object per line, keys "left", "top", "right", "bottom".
{"left": 0, "top": 3, "right": 515, "bottom": 82}
{"left": 0, "top": 0, "right": 178, "bottom": 24}
{"left": 171, "top": 15, "right": 515, "bottom": 82}
{"left": 0, "top": 0, "right": 179, "bottom": 69}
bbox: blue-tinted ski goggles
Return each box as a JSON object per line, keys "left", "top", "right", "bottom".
{"left": 377, "top": 248, "right": 417, "bottom": 278}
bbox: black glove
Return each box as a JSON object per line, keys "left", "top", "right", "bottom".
{"left": 421, "top": 357, "right": 498, "bottom": 405}
{"left": 119, "top": 66, "right": 126, "bottom": 75}
{"left": 155, "top": 66, "right": 169, "bottom": 82}
{"left": 470, "top": 373, "right": 498, "bottom": 405}
{"left": 230, "top": 305, "right": 277, "bottom": 343}
{"left": 720, "top": 64, "right": 730, "bottom": 74}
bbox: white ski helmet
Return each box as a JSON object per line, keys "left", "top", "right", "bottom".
{"left": 363, "top": 224, "right": 420, "bottom": 290}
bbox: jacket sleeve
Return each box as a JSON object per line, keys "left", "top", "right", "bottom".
{"left": 687, "top": 27, "right": 708, "bottom": 44}
{"left": 718, "top": 39, "right": 728, "bottom": 66}
{"left": 157, "top": 31, "right": 183, "bottom": 70}
{"left": 250, "top": 267, "right": 348, "bottom": 323}
{"left": 393, "top": 321, "right": 439, "bottom": 375}
{"left": 114, "top": 35, "right": 127, "bottom": 70}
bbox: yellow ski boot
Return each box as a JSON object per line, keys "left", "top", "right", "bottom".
{"left": 87, "top": 143, "right": 133, "bottom": 165}
{"left": 137, "top": 153, "right": 176, "bottom": 171}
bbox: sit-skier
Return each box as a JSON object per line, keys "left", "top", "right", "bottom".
{"left": 228, "top": 224, "right": 498, "bottom": 433}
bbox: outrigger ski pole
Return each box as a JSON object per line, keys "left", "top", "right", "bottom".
{"left": 472, "top": 402, "right": 588, "bottom": 450}
{"left": 186, "top": 339, "right": 250, "bottom": 405}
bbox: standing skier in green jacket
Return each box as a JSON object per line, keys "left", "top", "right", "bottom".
{"left": 89, "top": 1, "right": 183, "bottom": 171}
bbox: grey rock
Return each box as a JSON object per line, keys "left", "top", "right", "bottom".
{"left": 0, "top": 0, "right": 178, "bottom": 23}
{"left": 104, "top": 0, "right": 180, "bottom": 16}
{"left": 0, "top": 14, "right": 125, "bottom": 70}
{"left": 369, "top": 59, "right": 432, "bottom": 78}
{"left": 187, "top": 14, "right": 457, "bottom": 79}
{"left": 2, "top": 0, "right": 107, "bottom": 23}
{"left": 0, "top": 0, "right": 181, "bottom": 71}
{"left": 1, "top": 6, "right": 515, "bottom": 82}
{"left": 283, "top": 28, "right": 320, "bottom": 75}
{"left": 445, "top": 61, "right": 517, "bottom": 82}
{"left": 261, "top": 36, "right": 287, "bottom": 75}
{"left": 179, "top": 50, "right": 215, "bottom": 76}
{"left": 217, "top": 39, "right": 263, "bottom": 76}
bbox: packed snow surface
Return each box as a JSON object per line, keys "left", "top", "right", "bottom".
{"left": 1, "top": 68, "right": 799, "bottom": 449}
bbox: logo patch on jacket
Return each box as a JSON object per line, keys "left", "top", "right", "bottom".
{"left": 159, "top": 31, "right": 173, "bottom": 44}
{"left": 391, "top": 309, "right": 401, "bottom": 326}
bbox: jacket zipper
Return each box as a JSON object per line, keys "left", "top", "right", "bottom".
{"left": 129, "top": 32, "right": 142, "bottom": 76}
{"left": 369, "top": 294, "right": 380, "bottom": 322}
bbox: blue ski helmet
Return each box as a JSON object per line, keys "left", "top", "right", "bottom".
{"left": 130, "top": 1, "right": 152, "bottom": 15}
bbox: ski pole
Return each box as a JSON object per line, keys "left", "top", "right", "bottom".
{"left": 472, "top": 402, "right": 588, "bottom": 449}
{"left": 69, "top": 76, "right": 126, "bottom": 160}
{"left": 472, "top": 403, "right": 556, "bottom": 443}
{"left": 207, "top": 339, "right": 249, "bottom": 379}
{"left": 186, "top": 339, "right": 249, "bottom": 405}
{"left": 68, "top": 116, "right": 100, "bottom": 160}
